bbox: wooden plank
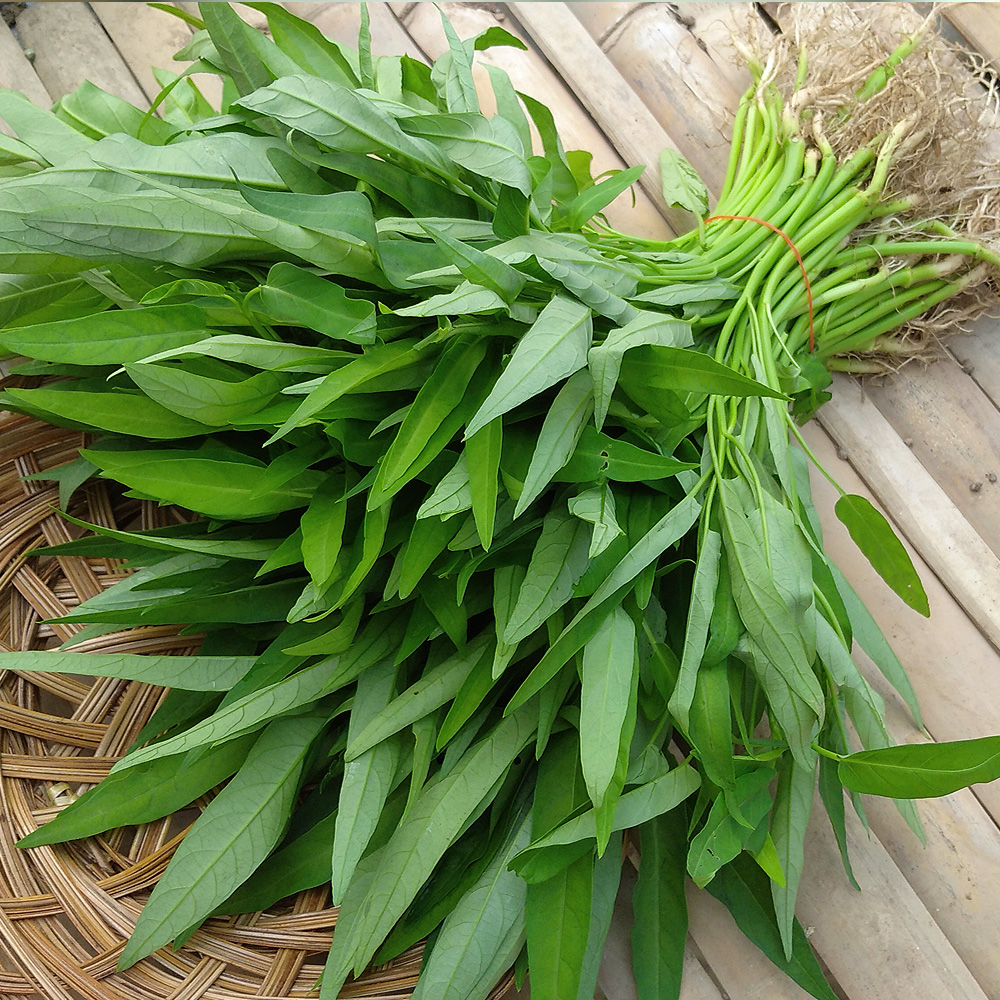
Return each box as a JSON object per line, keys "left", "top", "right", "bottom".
{"left": 554, "top": 1, "right": 746, "bottom": 197}
{"left": 803, "top": 429, "right": 1000, "bottom": 997}
{"left": 948, "top": 318, "right": 1000, "bottom": 411}
{"left": 506, "top": 1, "right": 696, "bottom": 235}
{"left": 816, "top": 372, "right": 1000, "bottom": 654}
{"left": 0, "top": 26, "right": 51, "bottom": 111}
{"left": 861, "top": 357, "right": 1000, "bottom": 557}
{"left": 663, "top": 3, "right": 759, "bottom": 96}
{"left": 90, "top": 2, "right": 195, "bottom": 105}
{"left": 850, "top": 708, "right": 1000, "bottom": 999}
{"left": 941, "top": 2, "right": 1000, "bottom": 73}
{"left": 14, "top": 2, "right": 148, "bottom": 109}
{"left": 802, "top": 423, "right": 1000, "bottom": 821}
{"left": 394, "top": 1, "right": 672, "bottom": 240}
{"left": 797, "top": 801, "right": 989, "bottom": 1000}
{"left": 564, "top": 2, "right": 641, "bottom": 46}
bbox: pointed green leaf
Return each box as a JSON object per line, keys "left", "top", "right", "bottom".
{"left": 834, "top": 494, "right": 929, "bottom": 617}
{"left": 838, "top": 736, "right": 1000, "bottom": 798}
{"left": 118, "top": 709, "right": 329, "bottom": 968}
{"left": 17, "top": 735, "right": 256, "bottom": 848}
{"left": 659, "top": 148, "right": 708, "bottom": 217}
{"left": 0, "top": 651, "right": 253, "bottom": 693}
{"left": 588, "top": 311, "right": 693, "bottom": 429}
{"left": 632, "top": 809, "right": 688, "bottom": 1000}
{"left": 465, "top": 295, "right": 592, "bottom": 438}
{"left": 516, "top": 370, "right": 593, "bottom": 517}
{"left": 580, "top": 606, "right": 637, "bottom": 810}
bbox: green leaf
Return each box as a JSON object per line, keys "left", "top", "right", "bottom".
{"left": 432, "top": 9, "right": 480, "bottom": 114}
{"left": 369, "top": 336, "right": 489, "bottom": 509}
{"left": 437, "top": 642, "right": 499, "bottom": 750}
{"left": 568, "top": 482, "right": 623, "bottom": 559}
{"left": 238, "top": 185, "right": 378, "bottom": 249}
{"left": 554, "top": 425, "right": 695, "bottom": 484}
{"left": 516, "top": 371, "right": 593, "bottom": 517}
{"left": 575, "top": 829, "right": 623, "bottom": 1000}
{"left": 125, "top": 361, "right": 289, "bottom": 427}
{"left": 536, "top": 256, "right": 637, "bottom": 325}
{"left": 580, "top": 606, "right": 637, "bottom": 810}
{"left": 588, "top": 311, "right": 693, "bottom": 429}
{"left": 619, "top": 344, "right": 788, "bottom": 400}
{"left": 0, "top": 304, "right": 214, "bottom": 366}
{"left": 705, "top": 854, "right": 838, "bottom": 1000}
{"left": 0, "top": 386, "right": 212, "bottom": 440}
{"left": 110, "top": 624, "right": 395, "bottom": 772}
{"left": 526, "top": 737, "right": 593, "bottom": 1000}
{"left": 255, "top": 263, "right": 377, "bottom": 343}
{"left": 16, "top": 735, "right": 256, "bottom": 848}
{"left": 300, "top": 476, "right": 348, "bottom": 592}
{"left": 399, "top": 112, "right": 532, "bottom": 196}
{"left": 419, "top": 220, "right": 526, "bottom": 301}
{"left": 82, "top": 131, "right": 289, "bottom": 190}
{"left": 289, "top": 137, "right": 472, "bottom": 219}
{"left": 466, "top": 417, "right": 503, "bottom": 550}
{"left": 659, "top": 148, "right": 708, "bottom": 217}
{"left": 44, "top": 511, "right": 279, "bottom": 562}
{"left": 417, "top": 453, "right": 473, "bottom": 521}
{"left": 0, "top": 89, "right": 94, "bottom": 165}
{"left": 320, "top": 705, "right": 537, "bottom": 996}
{"left": 817, "top": 716, "right": 860, "bottom": 891}
{"left": 0, "top": 272, "right": 108, "bottom": 329}
{"left": 566, "top": 164, "right": 644, "bottom": 230}
{"left": 217, "top": 806, "right": 338, "bottom": 915}
{"left": 518, "top": 92, "right": 577, "bottom": 203}
{"left": 828, "top": 564, "right": 921, "bottom": 726}
{"left": 332, "top": 657, "right": 403, "bottom": 903}
{"left": 82, "top": 445, "right": 322, "bottom": 521}
{"left": 267, "top": 339, "right": 423, "bottom": 443}
{"left": 235, "top": 75, "right": 446, "bottom": 172}
{"left": 59, "top": 81, "right": 175, "bottom": 144}
{"left": 834, "top": 494, "right": 929, "bottom": 617}
{"left": 687, "top": 660, "right": 738, "bottom": 815}
{"left": 346, "top": 635, "right": 492, "bottom": 760}
{"left": 503, "top": 513, "right": 591, "bottom": 645}
{"left": 633, "top": 277, "right": 740, "bottom": 308}
{"left": 0, "top": 651, "right": 253, "bottom": 693}
{"left": 507, "top": 493, "right": 701, "bottom": 713}
{"left": 668, "top": 529, "right": 721, "bottom": 731}
{"left": 511, "top": 764, "right": 701, "bottom": 875}
{"left": 632, "top": 809, "right": 688, "bottom": 1000}
{"left": 484, "top": 66, "right": 531, "bottom": 158}
{"left": 394, "top": 280, "right": 506, "bottom": 317}
{"left": 118, "top": 709, "right": 329, "bottom": 968}
{"left": 199, "top": 0, "right": 300, "bottom": 95}
{"left": 466, "top": 295, "right": 592, "bottom": 437}
{"left": 770, "top": 753, "right": 816, "bottom": 960}
{"left": 526, "top": 850, "right": 593, "bottom": 1000}
{"left": 410, "top": 809, "right": 531, "bottom": 1000}
{"left": 718, "top": 480, "right": 823, "bottom": 767}
{"left": 838, "top": 736, "right": 1000, "bottom": 798}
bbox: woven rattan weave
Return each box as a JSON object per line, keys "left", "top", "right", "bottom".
{"left": 0, "top": 406, "right": 513, "bottom": 1000}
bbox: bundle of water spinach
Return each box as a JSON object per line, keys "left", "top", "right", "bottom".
{"left": 2, "top": 5, "right": 999, "bottom": 999}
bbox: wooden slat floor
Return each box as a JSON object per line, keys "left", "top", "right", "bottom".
{"left": 3, "top": 3, "right": 1000, "bottom": 999}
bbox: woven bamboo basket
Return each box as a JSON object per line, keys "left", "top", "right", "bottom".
{"left": 0, "top": 404, "right": 514, "bottom": 1000}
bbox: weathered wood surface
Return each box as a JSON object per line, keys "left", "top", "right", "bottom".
{"left": 3, "top": 4, "right": 1000, "bottom": 1000}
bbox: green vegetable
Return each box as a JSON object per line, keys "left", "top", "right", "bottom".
{"left": 3, "top": 6, "right": 999, "bottom": 1000}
